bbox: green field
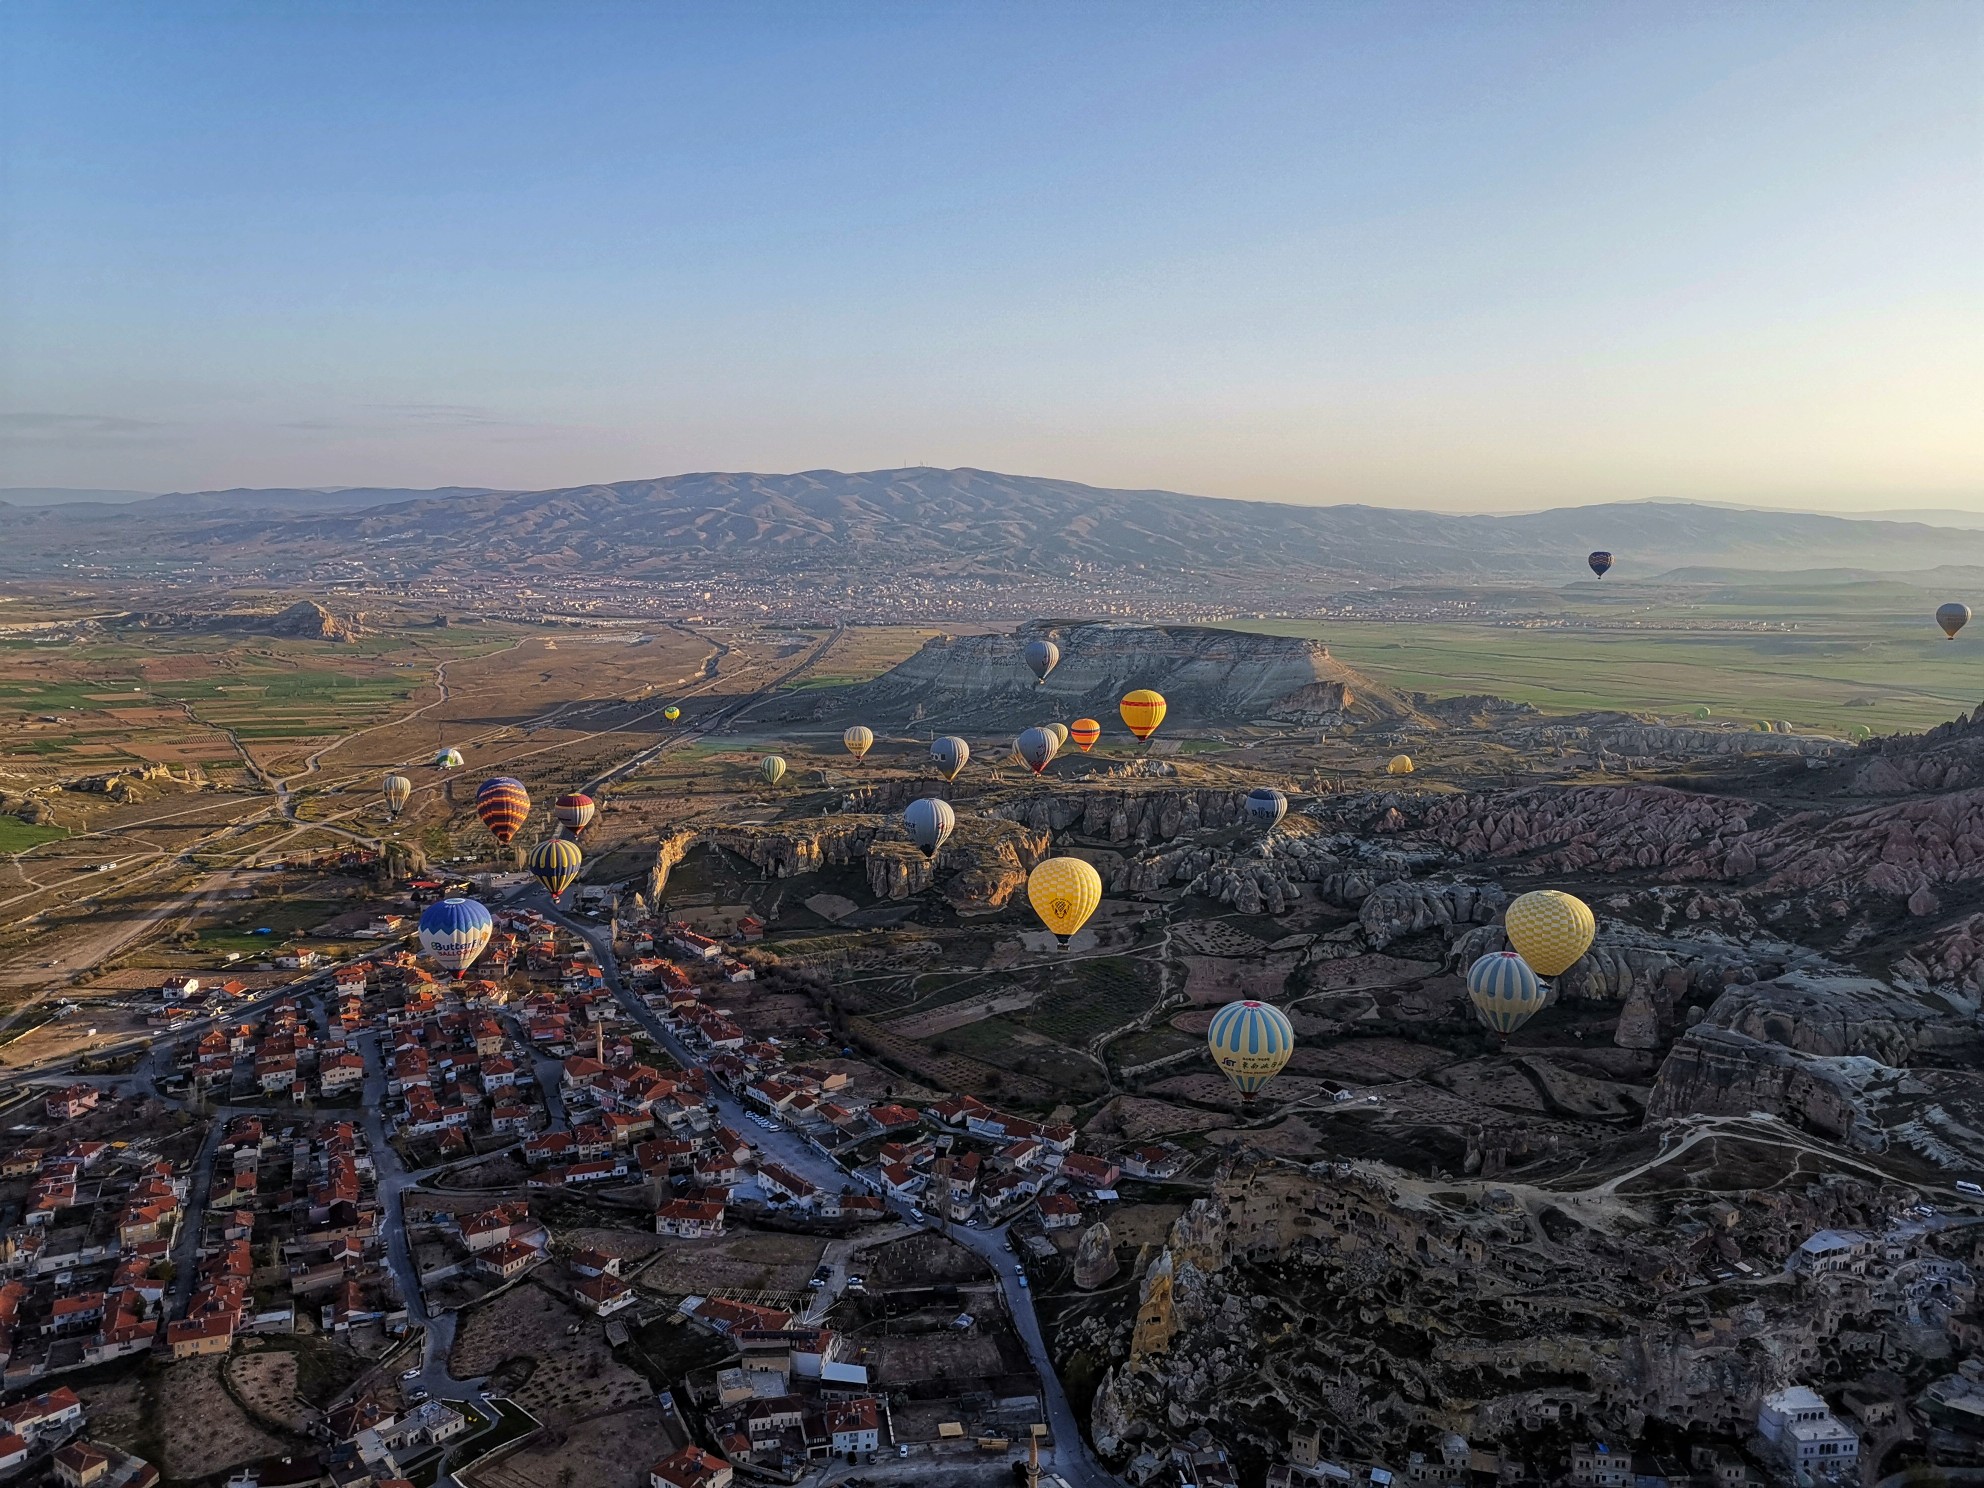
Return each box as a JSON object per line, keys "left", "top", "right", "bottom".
{"left": 0, "top": 820, "right": 66, "bottom": 852}
{"left": 1228, "top": 578, "right": 1984, "bottom": 735}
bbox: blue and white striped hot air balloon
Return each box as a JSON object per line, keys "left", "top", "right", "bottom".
{"left": 1207, "top": 999, "right": 1295, "bottom": 1101}
{"left": 1466, "top": 951, "right": 1546, "bottom": 1037}
{"left": 418, "top": 896, "right": 494, "bottom": 980}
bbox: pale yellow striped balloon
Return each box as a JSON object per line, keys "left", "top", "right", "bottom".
{"left": 1027, "top": 856, "right": 1102, "bottom": 945}
{"left": 1503, "top": 890, "right": 1595, "bottom": 977}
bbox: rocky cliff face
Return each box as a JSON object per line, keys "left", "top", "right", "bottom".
{"left": 1834, "top": 704, "right": 1984, "bottom": 795}
{"left": 1510, "top": 717, "right": 1846, "bottom": 762}
{"left": 647, "top": 815, "right": 1048, "bottom": 913}
{"left": 847, "top": 621, "right": 1420, "bottom": 726}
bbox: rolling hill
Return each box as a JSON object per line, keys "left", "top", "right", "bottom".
{"left": 4, "top": 466, "right": 1981, "bottom": 583}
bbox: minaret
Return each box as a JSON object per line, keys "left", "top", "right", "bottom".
{"left": 595, "top": 1023, "right": 603, "bottom": 1065}
{"left": 1025, "top": 1431, "right": 1040, "bottom": 1488}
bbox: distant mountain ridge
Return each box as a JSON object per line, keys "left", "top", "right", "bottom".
{"left": 4, "top": 466, "right": 1984, "bottom": 582}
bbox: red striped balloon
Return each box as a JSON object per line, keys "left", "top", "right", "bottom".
{"left": 554, "top": 792, "right": 596, "bottom": 834}
{"left": 475, "top": 777, "right": 531, "bottom": 846}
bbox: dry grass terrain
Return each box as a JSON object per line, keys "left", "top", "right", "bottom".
{"left": 451, "top": 1281, "right": 651, "bottom": 1426}
{"left": 467, "top": 1401, "right": 678, "bottom": 1488}
{"left": 633, "top": 1230, "right": 825, "bottom": 1300}
{"left": 153, "top": 1353, "right": 297, "bottom": 1480}
{"left": 226, "top": 1345, "right": 308, "bottom": 1430}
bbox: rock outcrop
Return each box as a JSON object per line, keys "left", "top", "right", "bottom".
{"left": 647, "top": 815, "right": 1048, "bottom": 913}
{"left": 846, "top": 621, "right": 1421, "bottom": 726}
{"left": 1074, "top": 1221, "right": 1120, "bottom": 1290}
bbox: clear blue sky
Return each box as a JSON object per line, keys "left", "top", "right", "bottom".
{"left": 1, "top": 0, "right": 1977, "bottom": 509}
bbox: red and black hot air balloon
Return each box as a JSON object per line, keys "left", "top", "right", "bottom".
{"left": 475, "top": 777, "right": 531, "bottom": 846}
{"left": 553, "top": 792, "right": 596, "bottom": 835}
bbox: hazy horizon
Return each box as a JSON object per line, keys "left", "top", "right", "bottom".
{"left": 2, "top": 1, "right": 1978, "bottom": 509}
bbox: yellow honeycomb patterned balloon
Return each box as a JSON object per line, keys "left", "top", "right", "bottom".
{"left": 1503, "top": 890, "right": 1596, "bottom": 977}
{"left": 1027, "top": 856, "right": 1103, "bottom": 946}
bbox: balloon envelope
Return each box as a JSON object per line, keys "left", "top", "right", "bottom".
{"left": 1244, "top": 787, "right": 1288, "bottom": 830}
{"left": 1024, "top": 638, "right": 1060, "bottom": 684}
{"left": 527, "top": 837, "right": 584, "bottom": 900}
{"left": 931, "top": 736, "right": 970, "bottom": 781}
{"left": 844, "top": 726, "right": 875, "bottom": 761}
{"left": 382, "top": 774, "right": 412, "bottom": 817}
{"left": 664, "top": 705, "right": 682, "bottom": 722}
{"left": 1588, "top": 551, "right": 1614, "bottom": 577}
{"left": 553, "top": 792, "right": 595, "bottom": 834}
{"left": 1466, "top": 952, "right": 1546, "bottom": 1036}
{"left": 1120, "top": 689, "right": 1167, "bottom": 741}
{"left": 1043, "top": 722, "right": 1070, "bottom": 751}
{"left": 1070, "top": 718, "right": 1101, "bottom": 752}
{"left": 1387, "top": 755, "right": 1414, "bottom": 775}
{"left": 433, "top": 747, "right": 464, "bottom": 769}
{"left": 419, "top": 896, "right": 494, "bottom": 978}
{"left": 1504, "top": 890, "right": 1596, "bottom": 977}
{"left": 1938, "top": 603, "right": 1971, "bottom": 640}
{"left": 475, "top": 777, "right": 531, "bottom": 846}
{"left": 1028, "top": 856, "right": 1102, "bottom": 945}
{"left": 903, "top": 797, "right": 956, "bottom": 859}
{"left": 1207, "top": 999, "right": 1295, "bottom": 1097}
{"left": 760, "top": 756, "right": 788, "bottom": 786}
{"left": 1017, "top": 726, "right": 1059, "bottom": 775}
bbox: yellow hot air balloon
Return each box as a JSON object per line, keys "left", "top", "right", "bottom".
{"left": 1503, "top": 890, "right": 1595, "bottom": 977}
{"left": 1120, "top": 689, "right": 1166, "bottom": 742}
{"left": 1387, "top": 755, "right": 1414, "bottom": 775}
{"left": 664, "top": 705, "right": 682, "bottom": 723}
{"left": 844, "top": 725, "right": 875, "bottom": 764}
{"left": 1027, "top": 857, "right": 1102, "bottom": 947}
{"left": 760, "top": 756, "right": 788, "bottom": 786}
{"left": 1070, "top": 718, "right": 1101, "bottom": 752}
{"left": 1043, "top": 722, "right": 1070, "bottom": 752}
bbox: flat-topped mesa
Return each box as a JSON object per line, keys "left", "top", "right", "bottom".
{"left": 843, "top": 620, "right": 1420, "bottom": 727}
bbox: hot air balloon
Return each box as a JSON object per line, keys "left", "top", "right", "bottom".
{"left": 1503, "top": 890, "right": 1595, "bottom": 977}
{"left": 527, "top": 837, "right": 584, "bottom": 901}
{"left": 1938, "top": 603, "right": 1971, "bottom": 640}
{"left": 1387, "top": 755, "right": 1414, "bottom": 775}
{"left": 553, "top": 792, "right": 596, "bottom": 835}
{"left": 418, "top": 896, "right": 494, "bottom": 979}
{"left": 1043, "top": 722, "right": 1070, "bottom": 752}
{"left": 931, "top": 736, "right": 970, "bottom": 781}
{"left": 1120, "top": 689, "right": 1167, "bottom": 742}
{"left": 1028, "top": 857, "right": 1102, "bottom": 947}
{"left": 844, "top": 726, "right": 875, "bottom": 764}
{"left": 1070, "top": 718, "right": 1101, "bottom": 753}
{"left": 760, "top": 756, "right": 788, "bottom": 787}
{"left": 382, "top": 774, "right": 412, "bottom": 819}
{"left": 903, "top": 797, "right": 956, "bottom": 860}
{"left": 1024, "top": 638, "right": 1060, "bottom": 686}
{"left": 1466, "top": 951, "right": 1546, "bottom": 1037}
{"left": 475, "top": 777, "right": 531, "bottom": 846}
{"left": 1016, "top": 726, "right": 1059, "bottom": 776}
{"left": 1206, "top": 999, "right": 1295, "bottom": 1102}
{"left": 1694, "top": 707, "right": 1712, "bottom": 720}
{"left": 664, "top": 705, "right": 682, "bottom": 723}
{"left": 433, "top": 747, "right": 464, "bottom": 769}
{"left": 1588, "top": 551, "right": 1614, "bottom": 577}
{"left": 1244, "top": 787, "right": 1287, "bottom": 831}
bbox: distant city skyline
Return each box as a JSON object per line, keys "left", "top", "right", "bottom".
{"left": 2, "top": 1, "right": 1978, "bottom": 512}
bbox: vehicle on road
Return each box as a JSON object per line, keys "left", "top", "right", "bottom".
{"left": 1959, "top": 1180, "right": 1983, "bottom": 1196}
{"left": 1017, "top": 1274, "right": 1029, "bottom": 1289}
{"left": 401, "top": 1367, "right": 421, "bottom": 1380}
{"left": 809, "top": 1264, "right": 832, "bottom": 1289}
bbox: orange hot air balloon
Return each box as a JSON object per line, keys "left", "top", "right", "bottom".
{"left": 1070, "top": 718, "right": 1101, "bottom": 752}
{"left": 1119, "top": 689, "right": 1166, "bottom": 742}
{"left": 475, "top": 777, "right": 531, "bottom": 846}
